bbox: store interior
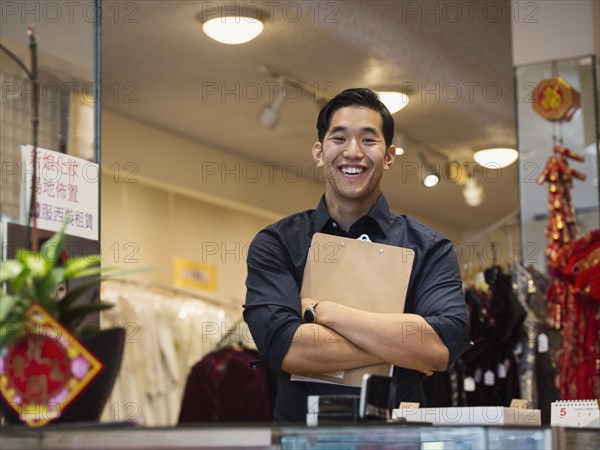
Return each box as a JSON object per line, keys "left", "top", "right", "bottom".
{"left": 1, "top": 0, "right": 599, "bottom": 434}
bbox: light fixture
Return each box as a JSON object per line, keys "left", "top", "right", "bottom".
{"left": 258, "top": 79, "right": 286, "bottom": 128}
{"left": 420, "top": 153, "right": 440, "bottom": 188}
{"left": 463, "top": 178, "right": 484, "bottom": 207}
{"left": 444, "top": 161, "right": 468, "bottom": 186}
{"left": 198, "top": 6, "right": 265, "bottom": 45}
{"left": 473, "top": 148, "right": 518, "bottom": 169}
{"left": 394, "top": 135, "right": 407, "bottom": 156}
{"left": 377, "top": 91, "right": 409, "bottom": 114}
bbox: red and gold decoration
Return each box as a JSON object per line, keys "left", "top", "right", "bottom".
{"left": 532, "top": 76, "right": 581, "bottom": 122}
{"left": 533, "top": 65, "right": 599, "bottom": 400}
{"left": 0, "top": 304, "right": 103, "bottom": 426}
{"left": 537, "top": 145, "right": 587, "bottom": 265}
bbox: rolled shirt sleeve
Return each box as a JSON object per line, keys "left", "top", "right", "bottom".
{"left": 243, "top": 230, "right": 303, "bottom": 371}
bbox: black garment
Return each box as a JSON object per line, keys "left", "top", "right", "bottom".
{"left": 243, "top": 194, "right": 472, "bottom": 423}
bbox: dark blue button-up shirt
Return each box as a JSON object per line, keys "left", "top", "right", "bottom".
{"left": 243, "top": 194, "right": 471, "bottom": 423}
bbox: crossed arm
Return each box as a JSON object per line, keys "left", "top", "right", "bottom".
{"left": 281, "top": 298, "right": 449, "bottom": 376}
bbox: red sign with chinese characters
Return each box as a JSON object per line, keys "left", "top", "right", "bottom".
{"left": 0, "top": 304, "right": 103, "bottom": 426}
{"left": 532, "top": 77, "right": 581, "bottom": 122}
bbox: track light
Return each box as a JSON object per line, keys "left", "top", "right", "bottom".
{"left": 463, "top": 177, "right": 484, "bottom": 207}
{"left": 423, "top": 172, "right": 440, "bottom": 188}
{"left": 394, "top": 135, "right": 407, "bottom": 156}
{"left": 420, "top": 153, "right": 440, "bottom": 188}
{"left": 258, "top": 79, "right": 286, "bottom": 128}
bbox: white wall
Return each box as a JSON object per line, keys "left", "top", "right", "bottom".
{"left": 511, "top": 0, "right": 596, "bottom": 66}
{"left": 101, "top": 177, "right": 272, "bottom": 307}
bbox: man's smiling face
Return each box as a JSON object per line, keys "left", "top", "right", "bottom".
{"left": 312, "top": 106, "right": 395, "bottom": 210}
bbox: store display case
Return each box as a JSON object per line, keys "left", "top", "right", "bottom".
{"left": 5, "top": 423, "right": 595, "bottom": 450}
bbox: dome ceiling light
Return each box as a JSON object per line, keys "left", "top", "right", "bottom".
{"left": 376, "top": 91, "right": 409, "bottom": 114}
{"left": 473, "top": 148, "right": 519, "bottom": 169}
{"left": 198, "top": 6, "right": 265, "bottom": 45}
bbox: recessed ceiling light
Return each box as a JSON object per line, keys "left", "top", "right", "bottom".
{"left": 377, "top": 91, "right": 409, "bottom": 114}
{"left": 473, "top": 148, "right": 518, "bottom": 169}
{"left": 198, "top": 8, "right": 265, "bottom": 45}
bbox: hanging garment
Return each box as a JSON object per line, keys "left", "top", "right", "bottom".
{"left": 99, "top": 282, "right": 234, "bottom": 425}
{"left": 178, "top": 347, "right": 273, "bottom": 423}
{"left": 547, "top": 229, "right": 600, "bottom": 400}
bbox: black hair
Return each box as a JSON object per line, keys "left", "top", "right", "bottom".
{"left": 316, "top": 88, "right": 395, "bottom": 147}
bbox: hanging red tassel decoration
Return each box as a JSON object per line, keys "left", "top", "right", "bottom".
{"left": 538, "top": 145, "right": 599, "bottom": 399}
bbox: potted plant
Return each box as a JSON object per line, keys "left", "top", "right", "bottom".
{"left": 0, "top": 219, "right": 125, "bottom": 426}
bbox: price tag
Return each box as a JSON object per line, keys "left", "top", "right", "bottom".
{"left": 484, "top": 370, "right": 495, "bottom": 386}
{"left": 399, "top": 402, "right": 420, "bottom": 410}
{"left": 510, "top": 399, "right": 529, "bottom": 409}
{"left": 514, "top": 342, "right": 522, "bottom": 355}
{"left": 497, "top": 361, "right": 507, "bottom": 379}
{"left": 464, "top": 377, "right": 476, "bottom": 392}
{"left": 538, "top": 333, "right": 548, "bottom": 353}
{"left": 474, "top": 368, "right": 482, "bottom": 383}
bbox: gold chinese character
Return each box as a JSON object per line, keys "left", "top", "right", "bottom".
{"left": 541, "top": 86, "right": 562, "bottom": 111}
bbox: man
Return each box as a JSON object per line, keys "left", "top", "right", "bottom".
{"left": 244, "top": 88, "right": 471, "bottom": 423}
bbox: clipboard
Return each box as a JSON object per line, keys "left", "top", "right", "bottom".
{"left": 294, "top": 232, "right": 415, "bottom": 387}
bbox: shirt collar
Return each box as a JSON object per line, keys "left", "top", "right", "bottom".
{"left": 314, "top": 194, "right": 392, "bottom": 236}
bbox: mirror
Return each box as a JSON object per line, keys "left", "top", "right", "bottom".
{"left": 515, "top": 55, "right": 599, "bottom": 273}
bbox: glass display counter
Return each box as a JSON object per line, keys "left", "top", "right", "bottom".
{"left": 7, "top": 423, "right": 596, "bottom": 450}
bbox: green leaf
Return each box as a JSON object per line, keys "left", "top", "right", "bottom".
{"left": 67, "top": 266, "right": 102, "bottom": 279}
{"left": 0, "top": 294, "right": 18, "bottom": 322}
{"left": 59, "top": 302, "right": 114, "bottom": 329}
{"left": 17, "top": 249, "right": 51, "bottom": 277}
{"left": 9, "top": 268, "right": 32, "bottom": 295}
{"left": 0, "top": 317, "right": 24, "bottom": 351}
{"left": 40, "top": 218, "right": 71, "bottom": 264}
{"left": 64, "top": 255, "right": 101, "bottom": 279}
{"left": 0, "top": 260, "right": 24, "bottom": 283}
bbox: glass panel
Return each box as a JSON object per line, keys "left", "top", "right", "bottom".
{"left": 0, "top": 0, "right": 98, "bottom": 224}
{"left": 515, "top": 56, "right": 599, "bottom": 272}
{"left": 487, "top": 427, "right": 552, "bottom": 450}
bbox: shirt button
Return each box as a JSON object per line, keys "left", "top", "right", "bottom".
{"left": 332, "top": 222, "right": 337, "bottom": 228}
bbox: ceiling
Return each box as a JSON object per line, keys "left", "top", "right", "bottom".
{"left": 99, "top": 0, "right": 520, "bottom": 234}
{"left": 2, "top": 0, "right": 522, "bottom": 235}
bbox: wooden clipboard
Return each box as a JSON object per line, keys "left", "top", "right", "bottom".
{"left": 295, "top": 232, "right": 415, "bottom": 387}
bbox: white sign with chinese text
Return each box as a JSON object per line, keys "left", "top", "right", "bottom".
{"left": 20, "top": 145, "right": 99, "bottom": 241}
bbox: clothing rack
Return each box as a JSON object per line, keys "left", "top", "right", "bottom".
{"left": 214, "top": 319, "right": 257, "bottom": 351}
{"left": 461, "top": 209, "right": 520, "bottom": 245}
{"left": 103, "top": 278, "right": 240, "bottom": 314}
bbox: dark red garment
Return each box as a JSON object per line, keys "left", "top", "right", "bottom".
{"left": 178, "top": 347, "right": 273, "bottom": 423}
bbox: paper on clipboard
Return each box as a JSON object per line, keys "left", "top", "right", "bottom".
{"left": 291, "top": 232, "right": 415, "bottom": 387}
